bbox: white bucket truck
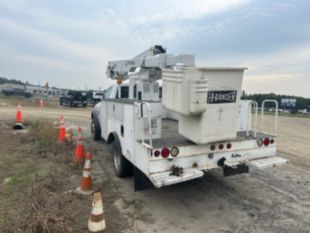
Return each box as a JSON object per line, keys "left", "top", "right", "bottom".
{"left": 91, "top": 45, "right": 287, "bottom": 190}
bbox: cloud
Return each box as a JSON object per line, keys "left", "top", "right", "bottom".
{"left": 15, "top": 54, "right": 75, "bottom": 71}
{"left": 244, "top": 74, "right": 310, "bottom": 97}
{"left": 182, "top": 0, "right": 310, "bottom": 58}
{"left": 130, "top": 0, "right": 249, "bottom": 24}
{"left": 0, "top": 0, "right": 309, "bottom": 97}
{"left": 0, "top": 17, "right": 114, "bottom": 62}
{"left": 197, "top": 42, "right": 310, "bottom": 97}
{"left": 0, "top": 15, "right": 118, "bottom": 89}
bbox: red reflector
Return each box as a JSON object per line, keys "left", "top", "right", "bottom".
{"left": 263, "top": 138, "right": 270, "bottom": 146}
{"left": 219, "top": 144, "right": 224, "bottom": 150}
{"left": 270, "top": 138, "right": 275, "bottom": 144}
{"left": 210, "top": 145, "right": 216, "bottom": 151}
{"left": 161, "top": 148, "right": 170, "bottom": 158}
{"left": 227, "top": 143, "right": 232, "bottom": 149}
{"left": 154, "top": 150, "right": 160, "bottom": 157}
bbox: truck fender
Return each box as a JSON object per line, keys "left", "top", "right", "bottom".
{"left": 108, "top": 132, "right": 134, "bottom": 177}
{"left": 107, "top": 132, "right": 153, "bottom": 191}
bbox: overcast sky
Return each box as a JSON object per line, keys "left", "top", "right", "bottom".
{"left": 0, "top": 0, "right": 309, "bottom": 97}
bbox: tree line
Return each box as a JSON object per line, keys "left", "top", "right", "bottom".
{"left": 1, "top": 76, "right": 310, "bottom": 109}
{"left": 0, "top": 77, "right": 25, "bottom": 86}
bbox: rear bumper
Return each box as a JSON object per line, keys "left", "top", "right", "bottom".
{"left": 148, "top": 155, "right": 288, "bottom": 188}
{"left": 73, "top": 100, "right": 87, "bottom": 104}
{"left": 149, "top": 145, "right": 278, "bottom": 173}
{"left": 149, "top": 169, "right": 204, "bottom": 188}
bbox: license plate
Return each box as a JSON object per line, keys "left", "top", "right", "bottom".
{"left": 207, "top": 90, "right": 237, "bottom": 104}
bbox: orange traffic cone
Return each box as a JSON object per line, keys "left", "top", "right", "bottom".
{"left": 13, "top": 105, "right": 24, "bottom": 130}
{"left": 74, "top": 152, "right": 95, "bottom": 195}
{"left": 81, "top": 152, "right": 92, "bottom": 191}
{"left": 16, "top": 105, "right": 23, "bottom": 122}
{"left": 88, "top": 192, "right": 106, "bottom": 233}
{"left": 40, "top": 99, "right": 44, "bottom": 108}
{"left": 74, "top": 127, "right": 85, "bottom": 163}
{"left": 58, "top": 115, "right": 66, "bottom": 142}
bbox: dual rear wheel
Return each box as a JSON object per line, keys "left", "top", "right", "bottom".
{"left": 91, "top": 116, "right": 132, "bottom": 177}
{"left": 112, "top": 139, "right": 133, "bottom": 177}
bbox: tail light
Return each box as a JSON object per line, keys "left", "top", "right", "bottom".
{"left": 210, "top": 145, "right": 216, "bottom": 151}
{"left": 263, "top": 138, "right": 270, "bottom": 146}
{"left": 170, "top": 147, "right": 179, "bottom": 157}
{"left": 219, "top": 144, "right": 224, "bottom": 150}
{"left": 153, "top": 150, "right": 160, "bottom": 157}
{"left": 257, "top": 138, "right": 263, "bottom": 147}
{"left": 270, "top": 138, "right": 275, "bottom": 144}
{"left": 227, "top": 143, "right": 232, "bottom": 149}
{"left": 161, "top": 148, "right": 170, "bottom": 158}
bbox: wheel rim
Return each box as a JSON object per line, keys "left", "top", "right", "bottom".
{"left": 114, "top": 146, "right": 121, "bottom": 172}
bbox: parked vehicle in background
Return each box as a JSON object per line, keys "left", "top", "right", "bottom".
{"left": 87, "top": 91, "right": 104, "bottom": 106}
{"left": 0, "top": 83, "right": 32, "bottom": 98}
{"left": 2, "top": 88, "right": 32, "bottom": 98}
{"left": 59, "top": 90, "right": 87, "bottom": 107}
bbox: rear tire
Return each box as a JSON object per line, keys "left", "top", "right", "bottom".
{"left": 112, "top": 139, "right": 133, "bottom": 177}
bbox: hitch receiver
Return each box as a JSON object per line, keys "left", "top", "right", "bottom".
{"left": 217, "top": 158, "right": 249, "bottom": 177}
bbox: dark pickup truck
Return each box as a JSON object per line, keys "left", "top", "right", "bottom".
{"left": 59, "top": 91, "right": 87, "bottom": 107}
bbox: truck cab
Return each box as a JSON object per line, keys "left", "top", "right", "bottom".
{"left": 60, "top": 90, "right": 87, "bottom": 107}
{"left": 87, "top": 91, "right": 105, "bottom": 106}
{"left": 103, "top": 81, "right": 162, "bottom": 100}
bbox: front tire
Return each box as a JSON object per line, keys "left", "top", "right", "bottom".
{"left": 112, "top": 139, "right": 133, "bottom": 177}
{"left": 91, "top": 116, "right": 101, "bottom": 141}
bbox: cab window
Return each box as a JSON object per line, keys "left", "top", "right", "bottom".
{"left": 105, "top": 86, "right": 113, "bottom": 99}
{"left": 116, "top": 86, "right": 129, "bottom": 99}
{"left": 121, "top": 86, "right": 129, "bottom": 98}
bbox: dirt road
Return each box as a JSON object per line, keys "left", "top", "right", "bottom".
{"left": 1, "top": 106, "right": 309, "bottom": 233}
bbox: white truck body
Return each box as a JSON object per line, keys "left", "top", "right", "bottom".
{"left": 93, "top": 46, "right": 287, "bottom": 190}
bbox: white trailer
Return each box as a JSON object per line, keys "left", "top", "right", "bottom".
{"left": 91, "top": 45, "right": 287, "bottom": 190}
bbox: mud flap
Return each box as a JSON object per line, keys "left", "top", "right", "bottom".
{"left": 134, "top": 166, "right": 154, "bottom": 191}
{"left": 217, "top": 158, "right": 249, "bottom": 177}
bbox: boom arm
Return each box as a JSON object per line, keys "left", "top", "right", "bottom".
{"left": 106, "top": 45, "right": 195, "bottom": 80}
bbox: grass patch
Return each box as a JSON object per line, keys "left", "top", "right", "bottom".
{"left": 31, "top": 120, "right": 57, "bottom": 141}
{"left": 259, "top": 111, "right": 310, "bottom": 118}
{"left": 0, "top": 94, "right": 60, "bottom": 108}
{"left": 31, "top": 120, "right": 58, "bottom": 157}
{"left": 0, "top": 119, "right": 79, "bottom": 233}
{"left": 29, "top": 120, "right": 73, "bottom": 162}
{"left": 3, "top": 162, "right": 38, "bottom": 194}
